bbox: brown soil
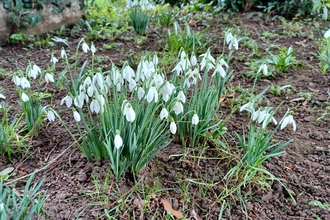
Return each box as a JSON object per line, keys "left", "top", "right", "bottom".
{"left": 0, "top": 12, "right": 330, "bottom": 220}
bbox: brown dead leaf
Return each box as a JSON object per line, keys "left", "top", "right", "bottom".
{"left": 219, "top": 96, "right": 226, "bottom": 103}
{"left": 189, "top": 19, "right": 197, "bottom": 27}
{"left": 161, "top": 199, "right": 183, "bottom": 219}
{"left": 289, "top": 97, "right": 305, "bottom": 102}
{"left": 308, "top": 87, "right": 320, "bottom": 93}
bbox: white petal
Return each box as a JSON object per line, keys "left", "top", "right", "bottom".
{"left": 137, "top": 87, "right": 145, "bottom": 100}
{"left": 177, "top": 91, "right": 186, "bottom": 103}
{"left": 170, "top": 121, "right": 177, "bottom": 134}
{"left": 0, "top": 94, "right": 5, "bottom": 99}
{"left": 21, "top": 93, "right": 29, "bottom": 102}
{"left": 47, "top": 111, "right": 55, "bottom": 122}
{"left": 160, "top": 108, "right": 169, "bottom": 120}
{"left": 73, "top": 111, "right": 81, "bottom": 122}
{"left": 325, "top": 29, "right": 330, "bottom": 38}
{"left": 114, "top": 134, "right": 123, "bottom": 149}
{"left": 192, "top": 114, "right": 199, "bottom": 125}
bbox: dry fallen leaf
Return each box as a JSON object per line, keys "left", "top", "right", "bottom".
{"left": 189, "top": 20, "right": 197, "bottom": 27}
{"left": 219, "top": 96, "right": 226, "bottom": 103}
{"left": 161, "top": 199, "right": 183, "bottom": 219}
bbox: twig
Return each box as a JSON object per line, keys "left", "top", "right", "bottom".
{"left": 4, "top": 134, "right": 86, "bottom": 186}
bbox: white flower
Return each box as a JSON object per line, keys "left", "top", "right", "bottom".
{"left": 172, "top": 63, "right": 183, "bottom": 76}
{"left": 153, "top": 54, "right": 158, "bottom": 65}
{"left": 213, "top": 63, "right": 226, "bottom": 78}
{"left": 199, "top": 49, "right": 215, "bottom": 71}
{"left": 20, "top": 77, "right": 31, "bottom": 89}
{"left": 240, "top": 102, "right": 254, "bottom": 113}
{"left": 160, "top": 108, "right": 169, "bottom": 120}
{"left": 91, "top": 42, "right": 96, "bottom": 53}
{"left": 225, "top": 31, "right": 233, "bottom": 44}
{"left": 173, "top": 101, "right": 184, "bottom": 115}
{"left": 123, "top": 65, "right": 135, "bottom": 82}
{"left": 114, "top": 130, "right": 123, "bottom": 149}
{"left": 177, "top": 91, "right": 186, "bottom": 103}
{"left": 137, "top": 87, "right": 145, "bottom": 100}
{"left": 229, "top": 37, "right": 239, "bottom": 50}
{"left": 82, "top": 42, "right": 90, "bottom": 53}
{"left": 28, "top": 64, "right": 41, "bottom": 79}
{"left": 170, "top": 121, "right": 177, "bottom": 134}
{"left": 146, "top": 86, "right": 158, "bottom": 103}
{"left": 0, "top": 93, "right": 5, "bottom": 99}
{"left": 61, "top": 49, "right": 66, "bottom": 59}
{"left": 73, "top": 110, "right": 81, "bottom": 122}
{"left": 60, "top": 95, "right": 72, "bottom": 108}
{"left": 192, "top": 113, "right": 199, "bottom": 125}
{"left": 87, "top": 84, "right": 95, "bottom": 97}
{"left": 258, "top": 63, "right": 268, "bottom": 76}
{"left": 281, "top": 113, "right": 296, "bottom": 131}
{"left": 190, "top": 54, "right": 197, "bottom": 66}
{"left": 325, "top": 29, "right": 330, "bottom": 38}
{"left": 161, "top": 81, "right": 175, "bottom": 102}
{"left": 13, "top": 76, "right": 21, "bottom": 87}
{"left": 21, "top": 92, "right": 29, "bottom": 102}
{"left": 74, "top": 93, "right": 85, "bottom": 108}
{"left": 123, "top": 103, "right": 136, "bottom": 122}
{"left": 45, "top": 73, "right": 55, "bottom": 83}
{"left": 50, "top": 56, "right": 58, "bottom": 64}
{"left": 94, "top": 72, "right": 104, "bottom": 91}
{"left": 90, "top": 99, "right": 101, "bottom": 114}
{"left": 47, "top": 110, "right": 55, "bottom": 122}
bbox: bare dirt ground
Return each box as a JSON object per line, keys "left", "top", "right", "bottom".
{"left": 0, "top": 11, "right": 330, "bottom": 219}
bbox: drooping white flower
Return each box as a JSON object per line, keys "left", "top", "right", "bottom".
{"left": 213, "top": 63, "right": 226, "bottom": 78}
{"left": 28, "top": 64, "right": 41, "bottom": 79}
{"left": 281, "top": 113, "right": 296, "bottom": 131}
{"left": 129, "top": 79, "right": 137, "bottom": 92}
{"left": 190, "top": 54, "right": 197, "bottom": 66}
{"left": 74, "top": 93, "right": 85, "bottom": 108}
{"left": 177, "top": 90, "right": 186, "bottom": 103}
{"left": 173, "top": 101, "right": 184, "bottom": 115}
{"left": 172, "top": 62, "right": 183, "bottom": 76}
{"left": 170, "top": 121, "right": 177, "bottom": 134}
{"left": 45, "top": 73, "right": 55, "bottom": 83}
{"left": 146, "top": 86, "right": 158, "bottom": 103}
{"left": 229, "top": 37, "right": 239, "bottom": 50}
{"left": 21, "top": 92, "right": 29, "bottom": 102}
{"left": 192, "top": 113, "right": 199, "bottom": 125}
{"left": 123, "top": 65, "right": 135, "bottom": 82}
{"left": 73, "top": 110, "right": 81, "bottom": 122}
{"left": 114, "top": 130, "right": 123, "bottom": 149}
{"left": 123, "top": 103, "right": 136, "bottom": 122}
{"left": 82, "top": 42, "right": 90, "bottom": 53}
{"left": 60, "top": 95, "right": 72, "bottom": 108}
{"left": 20, "top": 77, "right": 31, "bottom": 89}
{"left": 160, "top": 108, "right": 169, "bottom": 120}
{"left": 87, "top": 84, "right": 95, "bottom": 97}
{"left": 137, "top": 87, "right": 145, "bottom": 100}
{"left": 225, "top": 31, "right": 233, "bottom": 45}
{"left": 200, "top": 49, "right": 215, "bottom": 71}
{"left": 91, "top": 42, "right": 96, "bottom": 53}
{"left": 50, "top": 56, "right": 58, "bottom": 64}
{"left": 0, "top": 93, "right": 5, "bottom": 99}
{"left": 93, "top": 72, "right": 104, "bottom": 91}
{"left": 90, "top": 99, "right": 101, "bottom": 114}
{"left": 47, "top": 110, "right": 55, "bottom": 122}
{"left": 60, "top": 49, "right": 66, "bottom": 59}
{"left": 240, "top": 102, "right": 254, "bottom": 113}
{"left": 13, "top": 76, "right": 21, "bottom": 87}
{"left": 83, "top": 76, "right": 92, "bottom": 89}
{"left": 161, "top": 81, "right": 175, "bottom": 102}
{"left": 258, "top": 63, "right": 268, "bottom": 76}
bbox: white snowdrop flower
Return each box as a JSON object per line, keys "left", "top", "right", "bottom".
{"left": 190, "top": 54, "right": 197, "bottom": 66}
{"left": 114, "top": 130, "right": 123, "bottom": 149}
{"left": 123, "top": 103, "right": 136, "bottom": 122}
{"left": 200, "top": 50, "right": 215, "bottom": 71}
{"left": 258, "top": 63, "right": 268, "bottom": 76}
{"left": 123, "top": 65, "right": 135, "bottom": 82}
{"left": 177, "top": 90, "right": 186, "bottom": 103}
{"left": 82, "top": 42, "right": 90, "bottom": 53}
{"left": 27, "top": 64, "right": 41, "bottom": 79}
{"left": 160, "top": 108, "right": 169, "bottom": 120}
{"left": 213, "top": 63, "right": 226, "bottom": 78}
{"left": 152, "top": 73, "right": 164, "bottom": 89}
{"left": 137, "top": 87, "right": 145, "bottom": 100}
{"left": 281, "top": 113, "right": 296, "bottom": 131}
{"left": 60, "top": 95, "right": 72, "bottom": 108}
{"left": 13, "top": 76, "right": 21, "bottom": 87}
{"left": 96, "top": 94, "right": 105, "bottom": 112}
{"left": 45, "top": 73, "right": 55, "bottom": 83}
{"left": 91, "top": 42, "right": 96, "bottom": 53}
{"left": 172, "top": 62, "right": 183, "bottom": 76}
{"left": 87, "top": 84, "right": 95, "bottom": 97}
{"left": 20, "top": 77, "right": 31, "bottom": 89}
{"left": 225, "top": 31, "right": 233, "bottom": 45}
{"left": 47, "top": 110, "right": 55, "bottom": 122}
{"left": 73, "top": 110, "right": 81, "bottom": 122}
{"left": 74, "top": 93, "right": 85, "bottom": 108}
{"left": 153, "top": 54, "right": 158, "bottom": 65}
{"left": 90, "top": 99, "right": 101, "bottom": 114}
{"left": 60, "top": 49, "right": 66, "bottom": 59}
{"left": 170, "top": 121, "right": 177, "bottom": 134}
{"left": 94, "top": 72, "right": 104, "bottom": 91}
{"left": 0, "top": 203, "right": 4, "bottom": 212}
{"left": 183, "top": 78, "right": 191, "bottom": 89}
{"left": 83, "top": 76, "right": 92, "bottom": 88}
{"left": 129, "top": 79, "right": 137, "bottom": 92}
{"left": 231, "top": 37, "right": 239, "bottom": 50}
{"left": 146, "top": 86, "right": 158, "bottom": 103}
{"left": 50, "top": 56, "right": 58, "bottom": 64}
{"left": 173, "top": 101, "right": 184, "bottom": 115}
{"left": 0, "top": 93, "right": 5, "bottom": 99}
{"left": 161, "top": 81, "right": 175, "bottom": 97}
{"left": 240, "top": 102, "right": 254, "bottom": 113}
{"left": 220, "top": 58, "right": 229, "bottom": 68}
{"left": 21, "top": 92, "right": 29, "bottom": 102}
{"left": 325, "top": 29, "right": 330, "bottom": 38}
{"left": 192, "top": 113, "right": 199, "bottom": 125}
